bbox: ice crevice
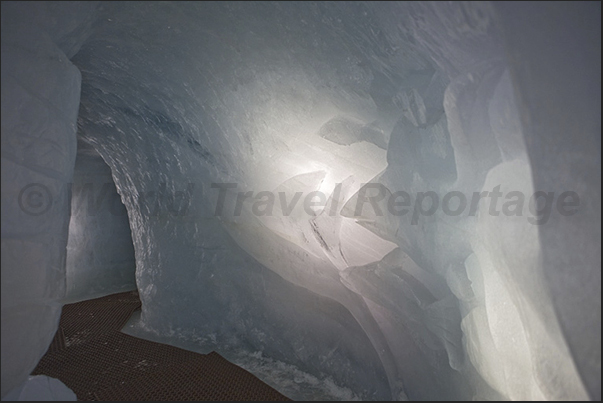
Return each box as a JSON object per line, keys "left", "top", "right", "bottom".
{"left": 1, "top": 2, "right": 600, "bottom": 401}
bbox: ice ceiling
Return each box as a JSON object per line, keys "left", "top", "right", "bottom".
{"left": 1, "top": 2, "right": 600, "bottom": 400}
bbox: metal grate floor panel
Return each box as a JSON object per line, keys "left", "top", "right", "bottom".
{"left": 32, "top": 291, "right": 290, "bottom": 401}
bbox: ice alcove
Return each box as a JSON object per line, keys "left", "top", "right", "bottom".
{"left": 65, "top": 139, "right": 137, "bottom": 301}
{"left": 1, "top": 2, "right": 600, "bottom": 401}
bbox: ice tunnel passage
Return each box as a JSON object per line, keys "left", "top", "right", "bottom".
{"left": 65, "top": 139, "right": 137, "bottom": 301}
{"left": 1, "top": 1, "right": 601, "bottom": 400}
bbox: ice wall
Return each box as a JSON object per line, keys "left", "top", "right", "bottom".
{"left": 494, "top": 4, "right": 601, "bottom": 398}
{"left": 1, "top": 1, "right": 600, "bottom": 400}
{"left": 1, "top": 19, "right": 81, "bottom": 399}
{"left": 65, "top": 139, "right": 136, "bottom": 300}
{"left": 1, "top": 2, "right": 99, "bottom": 396}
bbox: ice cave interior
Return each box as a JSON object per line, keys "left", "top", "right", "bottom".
{"left": 1, "top": 1, "right": 601, "bottom": 400}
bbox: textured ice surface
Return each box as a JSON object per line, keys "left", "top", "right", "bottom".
{"left": 122, "top": 310, "right": 363, "bottom": 401}
{"left": 468, "top": 159, "right": 588, "bottom": 400}
{"left": 1, "top": 2, "right": 599, "bottom": 401}
{"left": 233, "top": 351, "right": 362, "bottom": 401}
{"left": 2, "top": 375, "right": 76, "bottom": 401}
{"left": 65, "top": 140, "right": 136, "bottom": 301}
{"left": 1, "top": 22, "right": 81, "bottom": 396}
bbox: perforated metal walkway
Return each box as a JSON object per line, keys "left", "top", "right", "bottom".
{"left": 32, "top": 291, "right": 290, "bottom": 401}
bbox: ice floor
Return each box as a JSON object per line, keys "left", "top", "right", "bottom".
{"left": 123, "top": 310, "right": 362, "bottom": 401}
